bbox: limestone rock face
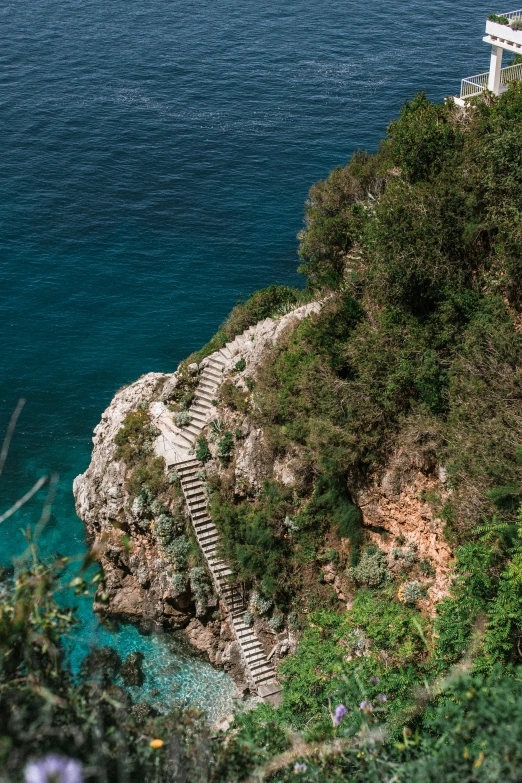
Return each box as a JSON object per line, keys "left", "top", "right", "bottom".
{"left": 357, "top": 447, "right": 453, "bottom": 612}
{"left": 73, "top": 370, "right": 251, "bottom": 691}
{"left": 72, "top": 372, "right": 193, "bottom": 631}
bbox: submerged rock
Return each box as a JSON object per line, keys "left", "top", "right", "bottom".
{"left": 121, "top": 651, "right": 145, "bottom": 687}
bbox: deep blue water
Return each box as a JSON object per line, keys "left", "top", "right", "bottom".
{"left": 0, "top": 0, "right": 497, "bottom": 711}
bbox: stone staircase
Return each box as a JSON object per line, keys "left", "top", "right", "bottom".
{"left": 174, "top": 458, "right": 280, "bottom": 698}
{"left": 156, "top": 334, "right": 281, "bottom": 700}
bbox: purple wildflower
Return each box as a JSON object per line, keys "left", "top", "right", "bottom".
{"left": 369, "top": 676, "right": 380, "bottom": 685}
{"left": 294, "top": 761, "right": 307, "bottom": 773}
{"left": 359, "top": 700, "right": 373, "bottom": 712}
{"left": 25, "top": 755, "right": 83, "bottom": 783}
{"left": 333, "top": 703, "right": 347, "bottom": 726}
{"left": 377, "top": 694, "right": 388, "bottom": 703}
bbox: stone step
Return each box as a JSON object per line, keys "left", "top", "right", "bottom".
{"left": 208, "top": 354, "right": 226, "bottom": 367}
{"left": 186, "top": 423, "right": 203, "bottom": 436}
{"left": 241, "top": 638, "right": 264, "bottom": 651}
{"left": 194, "top": 521, "right": 215, "bottom": 534}
{"left": 173, "top": 429, "right": 194, "bottom": 446}
{"left": 199, "top": 378, "right": 218, "bottom": 392}
{"left": 250, "top": 659, "right": 273, "bottom": 673}
{"left": 235, "top": 626, "right": 256, "bottom": 639}
{"left": 190, "top": 410, "right": 207, "bottom": 424}
{"left": 185, "top": 489, "right": 206, "bottom": 503}
{"left": 198, "top": 529, "right": 218, "bottom": 542}
{"left": 254, "top": 671, "right": 278, "bottom": 686}
{"left": 194, "top": 389, "right": 215, "bottom": 404}
{"left": 253, "top": 665, "right": 277, "bottom": 680}
{"left": 176, "top": 460, "right": 200, "bottom": 473}
{"left": 188, "top": 501, "right": 207, "bottom": 515}
{"left": 191, "top": 508, "right": 212, "bottom": 527}
{"left": 181, "top": 477, "right": 203, "bottom": 489}
{"left": 212, "top": 566, "right": 233, "bottom": 579}
{"left": 202, "top": 365, "right": 222, "bottom": 377}
{"left": 190, "top": 402, "right": 210, "bottom": 419}
{"left": 245, "top": 651, "right": 267, "bottom": 664}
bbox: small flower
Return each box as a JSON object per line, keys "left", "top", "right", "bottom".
{"left": 150, "top": 739, "right": 164, "bottom": 749}
{"left": 376, "top": 693, "right": 387, "bottom": 703}
{"left": 359, "top": 700, "right": 373, "bottom": 712}
{"left": 294, "top": 762, "right": 307, "bottom": 773}
{"left": 25, "top": 755, "right": 83, "bottom": 783}
{"left": 333, "top": 703, "right": 347, "bottom": 726}
{"left": 369, "top": 676, "right": 380, "bottom": 685}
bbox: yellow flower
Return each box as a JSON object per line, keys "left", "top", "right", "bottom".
{"left": 244, "top": 397, "right": 249, "bottom": 402}
{"left": 150, "top": 739, "right": 164, "bottom": 749}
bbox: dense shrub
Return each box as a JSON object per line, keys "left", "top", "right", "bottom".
{"left": 348, "top": 545, "right": 390, "bottom": 587}
{"left": 114, "top": 408, "right": 159, "bottom": 466}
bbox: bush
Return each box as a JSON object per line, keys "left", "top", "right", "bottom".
{"left": 398, "top": 580, "right": 422, "bottom": 605}
{"left": 189, "top": 567, "right": 213, "bottom": 613}
{"left": 174, "top": 410, "right": 190, "bottom": 427}
{"left": 0, "top": 561, "right": 209, "bottom": 781}
{"left": 217, "top": 431, "right": 234, "bottom": 463}
{"left": 186, "top": 285, "right": 310, "bottom": 365}
{"left": 114, "top": 408, "right": 159, "bottom": 466}
{"left": 348, "top": 546, "right": 390, "bottom": 587}
{"left": 269, "top": 613, "right": 285, "bottom": 632}
{"left": 489, "top": 12, "right": 509, "bottom": 23}
{"left": 195, "top": 435, "right": 211, "bottom": 463}
{"left": 218, "top": 380, "right": 249, "bottom": 413}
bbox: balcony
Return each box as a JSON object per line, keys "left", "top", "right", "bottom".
{"left": 485, "top": 10, "right": 522, "bottom": 52}
{"left": 454, "top": 11, "right": 522, "bottom": 105}
{"left": 460, "top": 60, "right": 522, "bottom": 100}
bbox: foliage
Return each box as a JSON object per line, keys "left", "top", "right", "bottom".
{"left": 488, "top": 12, "right": 509, "bottom": 23}
{"left": 211, "top": 481, "right": 294, "bottom": 606}
{"left": 195, "top": 435, "right": 211, "bottom": 463}
{"left": 216, "top": 431, "right": 234, "bottom": 463}
{"left": 269, "top": 613, "right": 285, "bottom": 632}
{"left": 348, "top": 545, "right": 390, "bottom": 587}
{"left": 398, "top": 580, "right": 422, "bottom": 605}
{"left": 114, "top": 408, "right": 159, "bottom": 466}
{"left": 275, "top": 591, "right": 428, "bottom": 734}
{"left": 218, "top": 380, "right": 249, "bottom": 412}
{"left": 0, "top": 562, "right": 209, "bottom": 781}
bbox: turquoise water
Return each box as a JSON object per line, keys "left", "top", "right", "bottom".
{"left": 0, "top": 0, "right": 496, "bottom": 711}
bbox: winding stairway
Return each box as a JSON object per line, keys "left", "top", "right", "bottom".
{"left": 154, "top": 329, "right": 282, "bottom": 702}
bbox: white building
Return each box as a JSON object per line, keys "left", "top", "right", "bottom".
{"left": 455, "top": 9, "right": 522, "bottom": 105}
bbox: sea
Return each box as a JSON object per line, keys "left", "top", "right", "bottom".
{"left": 0, "top": 0, "right": 497, "bottom": 718}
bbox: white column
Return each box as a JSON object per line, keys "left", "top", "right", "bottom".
{"left": 488, "top": 44, "right": 504, "bottom": 94}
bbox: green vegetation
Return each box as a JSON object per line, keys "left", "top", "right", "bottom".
{"left": 488, "top": 12, "right": 509, "bottom": 23}
{"left": 0, "top": 560, "right": 208, "bottom": 782}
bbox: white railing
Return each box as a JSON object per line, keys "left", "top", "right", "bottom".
{"left": 501, "top": 60, "right": 522, "bottom": 82}
{"left": 460, "top": 61, "right": 522, "bottom": 98}
{"left": 460, "top": 71, "right": 489, "bottom": 98}
{"left": 500, "top": 9, "right": 522, "bottom": 20}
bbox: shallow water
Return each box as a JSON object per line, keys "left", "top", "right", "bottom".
{"left": 0, "top": 0, "right": 497, "bottom": 711}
